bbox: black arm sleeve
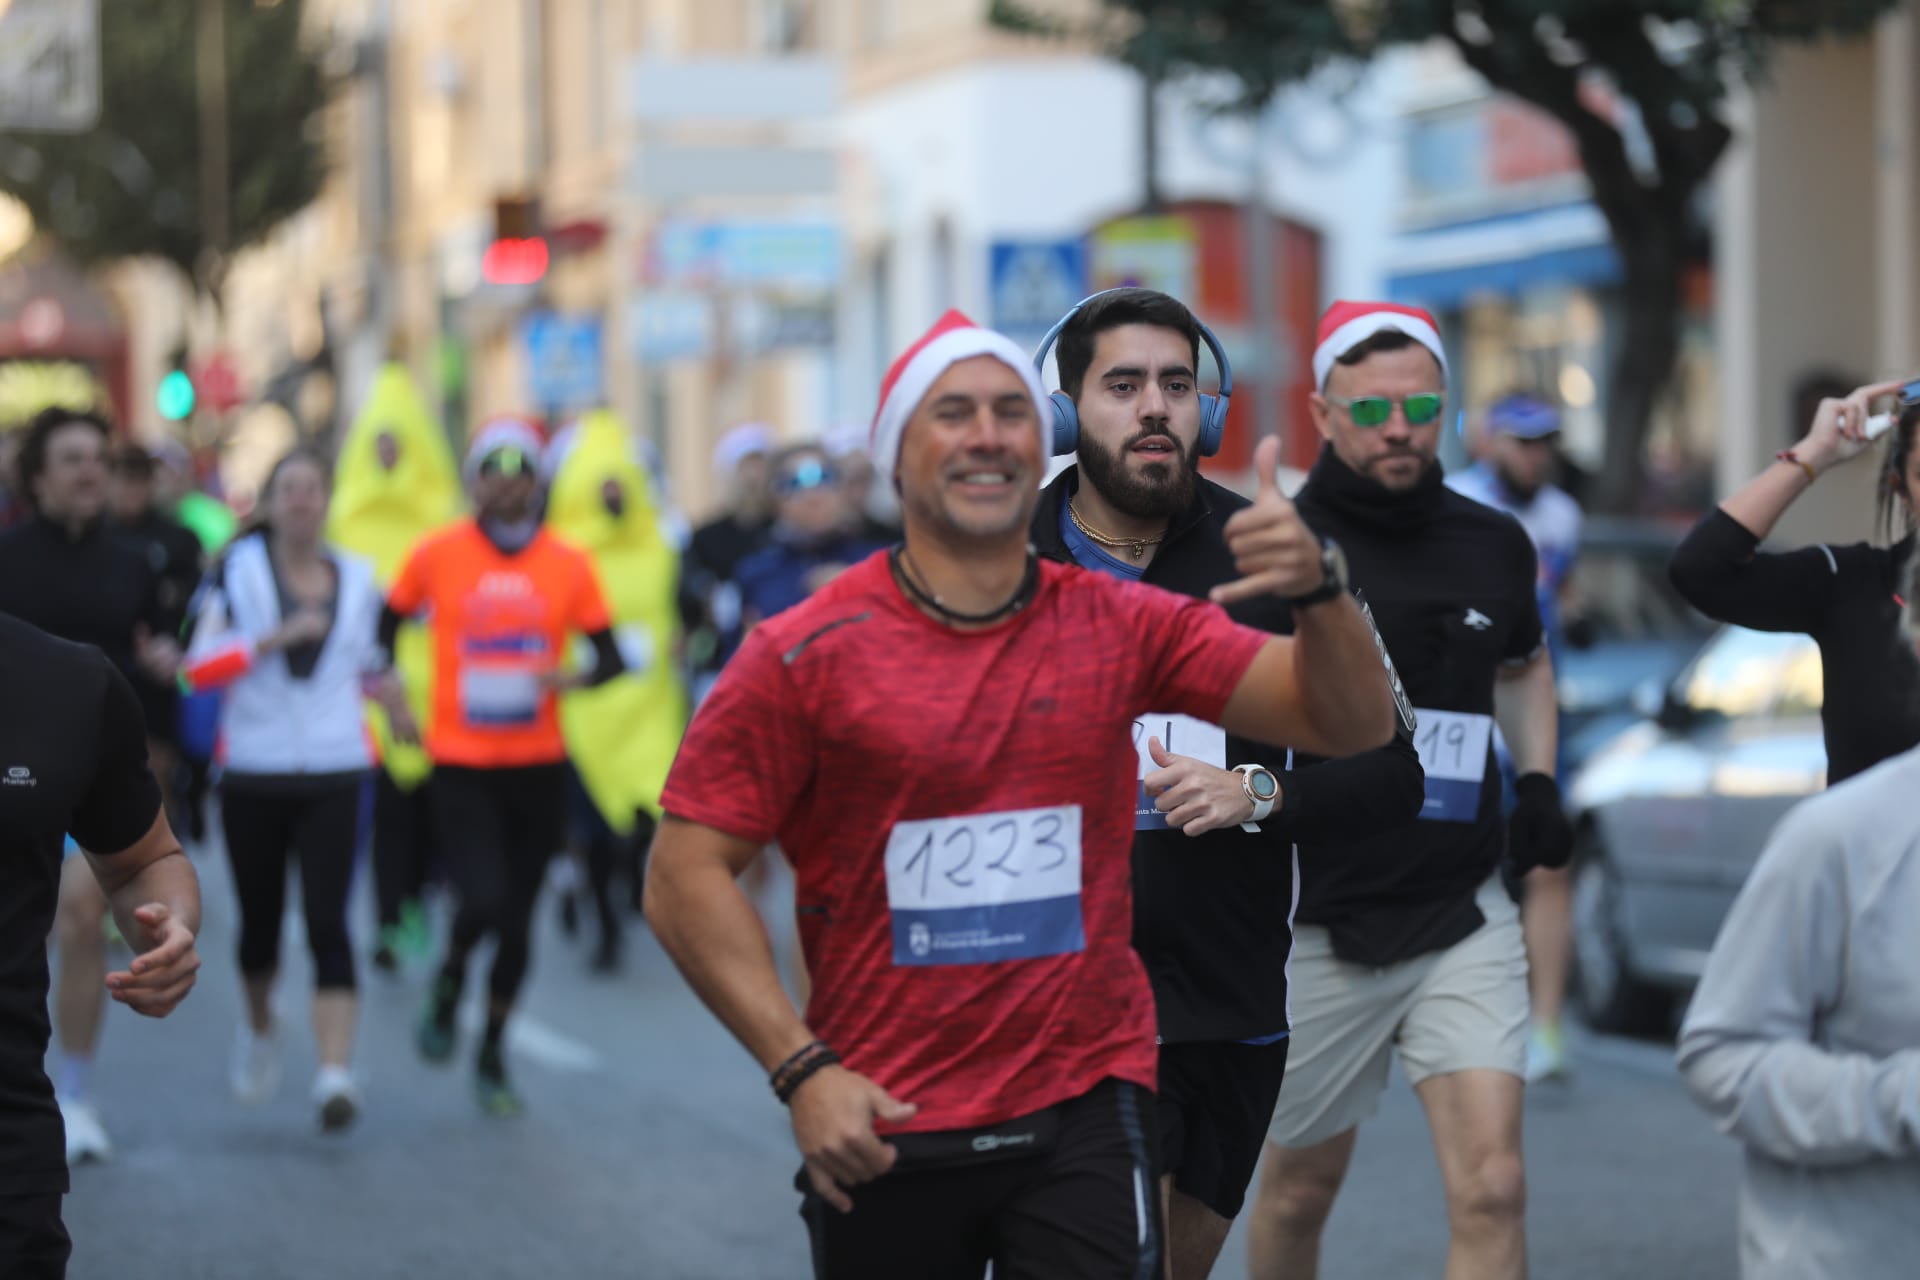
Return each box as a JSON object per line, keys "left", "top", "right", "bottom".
{"left": 580, "top": 627, "right": 626, "bottom": 688}
{"left": 1266, "top": 729, "right": 1426, "bottom": 844}
{"left": 1669, "top": 507, "right": 1837, "bottom": 634}
{"left": 67, "top": 661, "right": 164, "bottom": 855}
{"left": 377, "top": 603, "right": 406, "bottom": 662}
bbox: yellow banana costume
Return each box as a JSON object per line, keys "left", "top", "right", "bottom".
{"left": 546, "top": 410, "right": 687, "bottom": 834}
{"left": 325, "top": 364, "right": 463, "bottom": 789}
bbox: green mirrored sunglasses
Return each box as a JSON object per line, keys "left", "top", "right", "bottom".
{"left": 1325, "top": 392, "right": 1445, "bottom": 427}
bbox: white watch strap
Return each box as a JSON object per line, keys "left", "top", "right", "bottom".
{"left": 1234, "top": 764, "right": 1278, "bottom": 828}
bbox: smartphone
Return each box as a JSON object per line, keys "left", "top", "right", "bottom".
{"left": 1862, "top": 376, "right": 1920, "bottom": 440}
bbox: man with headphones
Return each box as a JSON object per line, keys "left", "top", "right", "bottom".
{"left": 1029, "top": 288, "right": 1424, "bottom": 1278}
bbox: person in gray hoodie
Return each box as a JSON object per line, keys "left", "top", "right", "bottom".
{"left": 1676, "top": 555, "right": 1920, "bottom": 1280}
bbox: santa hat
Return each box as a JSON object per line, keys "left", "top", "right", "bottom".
{"left": 463, "top": 414, "right": 547, "bottom": 483}
{"left": 712, "top": 422, "right": 775, "bottom": 476}
{"left": 1312, "top": 301, "right": 1449, "bottom": 390}
{"left": 869, "top": 310, "right": 1049, "bottom": 478}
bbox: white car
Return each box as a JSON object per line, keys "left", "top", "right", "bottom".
{"left": 1566, "top": 626, "right": 1826, "bottom": 1035}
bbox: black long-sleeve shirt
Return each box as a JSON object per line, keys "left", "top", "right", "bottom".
{"left": 1668, "top": 507, "right": 1920, "bottom": 783}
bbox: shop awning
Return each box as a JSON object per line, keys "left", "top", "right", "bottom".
{"left": 1385, "top": 201, "right": 1620, "bottom": 310}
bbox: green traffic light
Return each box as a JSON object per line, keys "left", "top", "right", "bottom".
{"left": 157, "top": 369, "right": 195, "bottom": 421}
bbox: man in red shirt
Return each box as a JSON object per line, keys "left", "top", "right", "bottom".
{"left": 647, "top": 311, "right": 1400, "bottom": 1278}
{"left": 381, "top": 416, "right": 624, "bottom": 1115}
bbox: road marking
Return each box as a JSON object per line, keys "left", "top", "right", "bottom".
{"left": 458, "top": 1004, "right": 602, "bottom": 1074}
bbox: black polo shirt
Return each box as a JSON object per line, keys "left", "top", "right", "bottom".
{"left": 1034, "top": 468, "right": 1425, "bottom": 1041}
{"left": 0, "top": 612, "right": 161, "bottom": 1195}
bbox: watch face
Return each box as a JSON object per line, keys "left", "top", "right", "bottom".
{"left": 1322, "top": 539, "right": 1348, "bottom": 588}
{"left": 1250, "top": 770, "right": 1279, "bottom": 801}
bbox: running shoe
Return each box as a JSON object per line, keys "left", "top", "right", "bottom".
{"left": 313, "top": 1066, "right": 361, "bottom": 1133}
{"left": 59, "top": 1097, "right": 113, "bottom": 1164}
{"left": 1525, "top": 1022, "right": 1573, "bottom": 1085}
{"left": 231, "top": 1024, "right": 282, "bottom": 1105}
{"left": 473, "top": 1044, "right": 522, "bottom": 1117}
{"left": 416, "top": 976, "right": 459, "bottom": 1064}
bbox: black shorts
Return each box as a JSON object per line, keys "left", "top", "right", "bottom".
{"left": 0, "top": 1194, "right": 70, "bottom": 1279}
{"left": 1157, "top": 1037, "right": 1291, "bottom": 1219}
{"left": 797, "top": 1078, "right": 1162, "bottom": 1280}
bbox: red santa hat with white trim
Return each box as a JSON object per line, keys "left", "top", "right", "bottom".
{"left": 463, "top": 414, "right": 548, "bottom": 483}
{"left": 1312, "top": 301, "right": 1449, "bottom": 390}
{"left": 869, "top": 309, "right": 1050, "bottom": 479}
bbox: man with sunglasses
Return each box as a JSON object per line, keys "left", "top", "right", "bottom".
{"left": 1246, "top": 302, "right": 1572, "bottom": 1280}
{"left": 1028, "top": 288, "right": 1423, "bottom": 1279}
{"left": 379, "top": 416, "right": 626, "bottom": 1115}
{"left": 735, "top": 443, "right": 891, "bottom": 628}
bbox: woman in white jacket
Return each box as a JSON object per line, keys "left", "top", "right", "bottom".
{"left": 1676, "top": 553, "right": 1920, "bottom": 1279}
{"left": 184, "top": 447, "right": 407, "bottom": 1132}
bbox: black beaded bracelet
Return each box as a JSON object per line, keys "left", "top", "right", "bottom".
{"left": 773, "top": 1047, "right": 841, "bottom": 1105}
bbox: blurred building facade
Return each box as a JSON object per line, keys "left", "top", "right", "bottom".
{"left": 9, "top": 3, "right": 1913, "bottom": 531}
{"left": 1715, "top": 10, "right": 1920, "bottom": 546}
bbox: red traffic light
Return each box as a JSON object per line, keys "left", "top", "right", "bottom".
{"left": 482, "top": 237, "right": 549, "bottom": 286}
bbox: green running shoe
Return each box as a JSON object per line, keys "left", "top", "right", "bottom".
{"left": 473, "top": 1044, "right": 522, "bottom": 1117}
{"left": 415, "top": 977, "right": 459, "bottom": 1065}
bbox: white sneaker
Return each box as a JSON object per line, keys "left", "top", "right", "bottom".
{"left": 59, "top": 1096, "right": 113, "bottom": 1164}
{"left": 312, "top": 1066, "right": 360, "bottom": 1133}
{"left": 230, "top": 1025, "right": 281, "bottom": 1105}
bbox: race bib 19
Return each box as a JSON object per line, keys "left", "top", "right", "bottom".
{"left": 1132, "top": 713, "right": 1227, "bottom": 830}
{"left": 1414, "top": 708, "right": 1494, "bottom": 823}
{"left": 884, "top": 805, "right": 1084, "bottom": 967}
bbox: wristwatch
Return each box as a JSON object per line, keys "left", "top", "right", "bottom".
{"left": 1233, "top": 763, "right": 1281, "bottom": 832}
{"left": 1288, "top": 538, "right": 1349, "bottom": 610}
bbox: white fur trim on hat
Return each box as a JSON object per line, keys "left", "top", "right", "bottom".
{"left": 1312, "top": 309, "right": 1449, "bottom": 390}
{"left": 463, "top": 417, "right": 546, "bottom": 482}
{"left": 869, "top": 317, "right": 1049, "bottom": 479}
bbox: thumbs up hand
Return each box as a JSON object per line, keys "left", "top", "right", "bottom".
{"left": 1211, "top": 437, "right": 1326, "bottom": 606}
{"left": 1142, "top": 735, "right": 1267, "bottom": 836}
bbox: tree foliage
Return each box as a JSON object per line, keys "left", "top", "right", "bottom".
{"left": 0, "top": 0, "right": 333, "bottom": 294}
{"left": 992, "top": 0, "right": 1901, "bottom": 509}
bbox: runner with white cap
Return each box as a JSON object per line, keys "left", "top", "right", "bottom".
{"left": 379, "top": 416, "right": 626, "bottom": 1115}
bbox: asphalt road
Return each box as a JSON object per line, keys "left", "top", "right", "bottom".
{"left": 57, "top": 841, "right": 1741, "bottom": 1279}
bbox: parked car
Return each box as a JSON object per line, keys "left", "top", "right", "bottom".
{"left": 1565, "top": 625, "right": 1827, "bottom": 1035}
{"left": 1555, "top": 516, "right": 1714, "bottom": 774}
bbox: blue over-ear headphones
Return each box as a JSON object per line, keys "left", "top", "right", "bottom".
{"left": 1032, "top": 290, "right": 1235, "bottom": 458}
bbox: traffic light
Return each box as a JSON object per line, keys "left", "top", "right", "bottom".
{"left": 157, "top": 368, "right": 195, "bottom": 421}
{"left": 482, "top": 195, "right": 547, "bottom": 286}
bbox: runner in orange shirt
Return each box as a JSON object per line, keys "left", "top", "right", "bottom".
{"left": 379, "top": 416, "right": 625, "bottom": 1114}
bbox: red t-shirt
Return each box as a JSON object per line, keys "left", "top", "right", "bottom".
{"left": 661, "top": 552, "right": 1271, "bottom": 1133}
{"left": 388, "top": 522, "right": 611, "bottom": 768}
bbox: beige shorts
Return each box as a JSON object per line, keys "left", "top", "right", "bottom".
{"left": 1267, "top": 876, "right": 1530, "bottom": 1149}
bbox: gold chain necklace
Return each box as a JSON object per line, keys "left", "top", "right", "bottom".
{"left": 1069, "top": 500, "right": 1165, "bottom": 561}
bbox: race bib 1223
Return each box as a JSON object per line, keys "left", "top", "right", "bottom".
{"left": 884, "top": 805, "right": 1083, "bottom": 967}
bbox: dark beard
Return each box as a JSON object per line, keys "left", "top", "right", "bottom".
{"left": 1076, "top": 427, "right": 1200, "bottom": 520}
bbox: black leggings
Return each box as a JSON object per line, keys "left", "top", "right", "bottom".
{"left": 431, "top": 764, "right": 566, "bottom": 1007}
{"left": 372, "top": 770, "right": 438, "bottom": 929}
{"left": 566, "top": 769, "right": 656, "bottom": 939}
{"left": 220, "top": 777, "right": 365, "bottom": 991}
